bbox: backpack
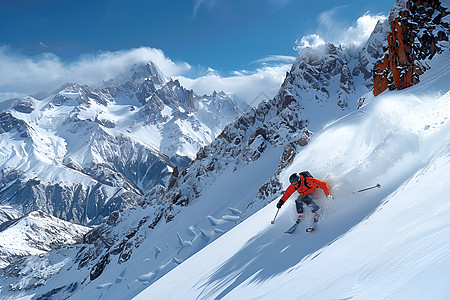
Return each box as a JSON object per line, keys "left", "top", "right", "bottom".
{"left": 299, "top": 171, "right": 313, "bottom": 188}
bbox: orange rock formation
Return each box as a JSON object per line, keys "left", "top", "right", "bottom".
{"left": 373, "top": 0, "right": 449, "bottom": 96}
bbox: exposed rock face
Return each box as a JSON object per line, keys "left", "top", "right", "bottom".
{"left": 373, "top": 0, "right": 449, "bottom": 96}
{"left": 0, "top": 112, "right": 29, "bottom": 137}
{"left": 12, "top": 97, "right": 35, "bottom": 114}
{"left": 277, "top": 43, "right": 358, "bottom": 114}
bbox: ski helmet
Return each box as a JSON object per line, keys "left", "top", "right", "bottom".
{"left": 289, "top": 173, "right": 300, "bottom": 184}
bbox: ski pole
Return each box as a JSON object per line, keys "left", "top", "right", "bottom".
{"left": 353, "top": 183, "right": 381, "bottom": 193}
{"left": 271, "top": 208, "right": 280, "bottom": 225}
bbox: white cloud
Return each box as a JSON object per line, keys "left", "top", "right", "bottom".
{"left": 317, "top": 6, "right": 347, "bottom": 29}
{"left": 0, "top": 45, "right": 289, "bottom": 106}
{"left": 295, "top": 9, "right": 386, "bottom": 51}
{"left": 295, "top": 34, "right": 325, "bottom": 50}
{"left": 175, "top": 64, "right": 291, "bottom": 106}
{"left": 252, "top": 55, "right": 296, "bottom": 65}
{"left": 0, "top": 46, "right": 191, "bottom": 101}
{"left": 339, "top": 13, "right": 386, "bottom": 48}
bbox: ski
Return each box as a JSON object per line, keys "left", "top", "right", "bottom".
{"left": 285, "top": 222, "right": 299, "bottom": 234}
{"left": 285, "top": 218, "right": 302, "bottom": 234}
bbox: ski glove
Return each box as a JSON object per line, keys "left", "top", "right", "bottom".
{"left": 327, "top": 194, "right": 333, "bottom": 200}
{"left": 276, "top": 200, "right": 284, "bottom": 209}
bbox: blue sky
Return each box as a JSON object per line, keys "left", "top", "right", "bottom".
{"left": 0, "top": 0, "right": 394, "bottom": 103}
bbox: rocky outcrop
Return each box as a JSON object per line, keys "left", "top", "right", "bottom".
{"left": 12, "top": 97, "right": 35, "bottom": 114}
{"left": 0, "top": 112, "right": 29, "bottom": 137}
{"left": 373, "top": 0, "right": 449, "bottom": 96}
{"left": 277, "top": 43, "right": 358, "bottom": 113}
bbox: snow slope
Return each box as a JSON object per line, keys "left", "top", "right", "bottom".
{"left": 134, "top": 51, "right": 450, "bottom": 299}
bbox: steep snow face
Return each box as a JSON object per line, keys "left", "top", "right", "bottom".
{"left": 134, "top": 53, "right": 450, "bottom": 300}
{"left": 0, "top": 62, "right": 248, "bottom": 225}
{"left": 0, "top": 210, "right": 90, "bottom": 268}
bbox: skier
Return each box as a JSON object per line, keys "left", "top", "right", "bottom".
{"left": 276, "top": 172, "right": 333, "bottom": 225}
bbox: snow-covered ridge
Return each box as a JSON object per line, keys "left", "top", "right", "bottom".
{"left": 0, "top": 210, "right": 90, "bottom": 268}
{"left": 157, "top": 36, "right": 388, "bottom": 224}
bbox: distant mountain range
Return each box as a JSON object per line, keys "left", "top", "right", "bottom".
{"left": 0, "top": 62, "right": 248, "bottom": 226}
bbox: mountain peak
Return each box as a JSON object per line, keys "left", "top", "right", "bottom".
{"left": 103, "top": 61, "right": 167, "bottom": 88}
{"left": 130, "top": 62, "right": 167, "bottom": 85}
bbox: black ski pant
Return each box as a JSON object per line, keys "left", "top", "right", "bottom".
{"left": 295, "top": 194, "right": 319, "bottom": 214}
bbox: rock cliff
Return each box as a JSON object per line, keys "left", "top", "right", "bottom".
{"left": 373, "top": 0, "right": 449, "bottom": 95}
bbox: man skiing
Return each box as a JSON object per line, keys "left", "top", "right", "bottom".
{"left": 277, "top": 172, "right": 332, "bottom": 226}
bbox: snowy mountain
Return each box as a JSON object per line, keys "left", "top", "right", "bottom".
{"left": 0, "top": 61, "right": 247, "bottom": 294}
{"left": 0, "top": 210, "right": 90, "bottom": 269}
{"left": 0, "top": 62, "right": 248, "bottom": 226}
{"left": 0, "top": 0, "right": 449, "bottom": 299}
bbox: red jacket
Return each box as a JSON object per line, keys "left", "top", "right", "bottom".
{"left": 280, "top": 176, "right": 330, "bottom": 203}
